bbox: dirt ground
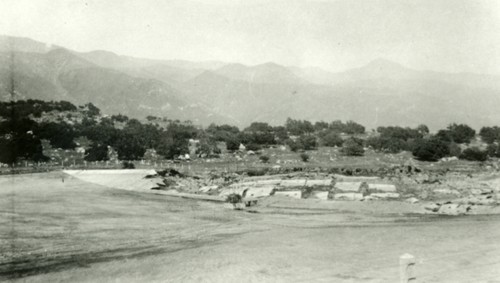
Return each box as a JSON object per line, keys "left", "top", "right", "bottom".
{"left": 1, "top": 172, "right": 500, "bottom": 282}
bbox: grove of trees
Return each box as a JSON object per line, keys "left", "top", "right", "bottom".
{"left": 0, "top": 100, "right": 498, "bottom": 165}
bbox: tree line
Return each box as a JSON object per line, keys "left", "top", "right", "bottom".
{"left": 1, "top": 100, "right": 499, "bottom": 165}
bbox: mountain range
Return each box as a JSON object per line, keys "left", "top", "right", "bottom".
{"left": 1, "top": 35, "right": 500, "bottom": 131}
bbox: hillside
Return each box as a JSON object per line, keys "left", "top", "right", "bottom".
{"left": 213, "top": 62, "right": 308, "bottom": 85}
{"left": 2, "top": 35, "right": 500, "bottom": 130}
{"left": 0, "top": 37, "right": 232, "bottom": 125}
{"left": 183, "top": 59, "right": 500, "bottom": 129}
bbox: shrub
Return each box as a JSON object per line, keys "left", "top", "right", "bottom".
{"left": 300, "top": 153, "right": 310, "bottom": 162}
{"left": 226, "top": 193, "right": 242, "bottom": 204}
{"left": 366, "top": 136, "right": 407, "bottom": 153}
{"left": 259, "top": 155, "right": 270, "bottom": 163}
{"left": 480, "top": 126, "right": 500, "bottom": 144}
{"left": 286, "top": 135, "right": 317, "bottom": 152}
{"left": 486, "top": 143, "right": 500, "bottom": 158}
{"left": 436, "top": 123, "right": 476, "bottom": 144}
{"left": 246, "top": 169, "right": 267, "bottom": 176}
{"left": 246, "top": 143, "right": 262, "bottom": 151}
{"left": 448, "top": 142, "right": 462, "bottom": 157}
{"left": 298, "top": 135, "right": 317, "bottom": 150}
{"left": 84, "top": 143, "right": 109, "bottom": 161}
{"left": 225, "top": 136, "right": 240, "bottom": 151}
{"left": 412, "top": 138, "right": 450, "bottom": 161}
{"left": 460, "top": 147, "right": 488, "bottom": 161}
{"left": 320, "top": 132, "right": 343, "bottom": 147}
{"left": 341, "top": 137, "right": 364, "bottom": 156}
{"left": 286, "top": 139, "right": 302, "bottom": 152}
{"left": 122, "top": 161, "right": 135, "bottom": 169}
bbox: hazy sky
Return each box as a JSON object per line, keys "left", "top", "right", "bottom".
{"left": 1, "top": 0, "right": 500, "bottom": 74}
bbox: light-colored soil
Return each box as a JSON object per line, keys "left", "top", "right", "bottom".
{"left": 1, "top": 172, "right": 500, "bottom": 282}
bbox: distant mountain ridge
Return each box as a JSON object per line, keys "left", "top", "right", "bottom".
{"left": 1, "top": 35, "right": 500, "bottom": 130}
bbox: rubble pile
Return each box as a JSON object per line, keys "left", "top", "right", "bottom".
{"left": 151, "top": 169, "right": 240, "bottom": 194}
{"left": 147, "top": 165, "right": 499, "bottom": 215}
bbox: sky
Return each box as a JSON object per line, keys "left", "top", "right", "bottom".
{"left": 1, "top": 0, "right": 500, "bottom": 74}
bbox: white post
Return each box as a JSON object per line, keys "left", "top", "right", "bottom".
{"left": 399, "top": 253, "right": 416, "bottom": 283}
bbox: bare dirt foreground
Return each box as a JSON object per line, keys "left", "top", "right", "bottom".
{"left": 1, "top": 172, "right": 500, "bottom": 282}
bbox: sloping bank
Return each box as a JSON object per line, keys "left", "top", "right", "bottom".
{"left": 63, "top": 170, "right": 226, "bottom": 202}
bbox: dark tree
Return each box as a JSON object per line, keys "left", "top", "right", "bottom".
{"left": 286, "top": 139, "right": 302, "bottom": 152}
{"left": 344, "top": 120, "right": 365, "bottom": 134}
{"left": 298, "top": 135, "right": 318, "bottom": 150}
{"left": 300, "top": 153, "right": 310, "bottom": 162}
{"left": 479, "top": 126, "right": 500, "bottom": 144}
{"left": 412, "top": 138, "right": 450, "bottom": 161}
{"left": 0, "top": 118, "right": 48, "bottom": 165}
{"left": 448, "top": 142, "right": 462, "bottom": 157}
{"left": 114, "top": 132, "right": 146, "bottom": 160}
{"left": 460, "top": 147, "right": 488, "bottom": 162}
{"left": 83, "top": 103, "right": 101, "bottom": 117}
{"left": 285, "top": 118, "right": 314, "bottom": 136}
{"left": 156, "top": 122, "right": 196, "bottom": 159}
{"left": 319, "top": 131, "right": 344, "bottom": 147}
{"left": 329, "top": 120, "right": 365, "bottom": 134}
{"left": 259, "top": 155, "right": 270, "bottom": 163}
{"left": 84, "top": 143, "right": 109, "bottom": 161}
{"left": 111, "top": 114, "right": 129, "bottom": 123}
{"left": 314, "top": 121, "right": 329, "bottom": 131}
{"left": 206, "top": 123, "right": 240, "bottom": 142}
{"left": 416, "top": 124, "right": 430, "bottom": 135}
{"left": 341, "top": 137, "right": 365, "bottom": 156}
{"left": 366, "top": 136, "right": 407, "bottom": 153}
{"left": 437, "top": 123, "right": 476, "bottom": 144}
{"left": 225, "top": 136, "right": 241, "bottom": 151}
{"left": 273, "top": 126, "right": 289, "bottom": 143}
{"left": 38, "top": 122, "right": 77, "bottom": 149}
{"left": 486, "top": 143, "right": 500, "bottom": 158}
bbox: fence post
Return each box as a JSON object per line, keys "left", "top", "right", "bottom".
{"left": 399, "top": 253, "right": 416, "bottom": 283}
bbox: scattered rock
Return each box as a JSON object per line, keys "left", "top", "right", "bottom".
{"left": 470, "top": 188, "right": 483, "bottom": 195}
{"left": 405, "top": 197, "right": 419, "bottom": 204}
{"left": 368, "top": 183, "right": 397, "bottom": 193}
{"left": 312, "top": 191, "right": 329, "bottom": 200}
{"left": 274, "top": 190, "right": 302, "bottom": 199}
{"left": 438, "top": 203, "right": 470, "bottom": 215}
{"left": 433, "top": 188, "right": 461, "bottom": 196}
{"left": 199, "top": 185, "right": 218, "bottom": 193}
{"left": 424, "top": 203, "right": 441, "bottom": 212}
{"left": 334, "top": 193, "right": 363, "bottom": 201}
{"left": 370, "top": 193, "right": 400, "bottom": 199}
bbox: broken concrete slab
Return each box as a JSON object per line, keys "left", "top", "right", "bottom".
{"left": 312, "top": 191, "right": 329, "bottom": 200}
{"left": 438, "top": 203, "right": 470, "bottom": 215}
{"left": 405, "top": 197, "right": 419, "bottom": 204}
{"left": 368, "top": 183, "right": 397, "bottom": 193}
{"left": 274, "top": 190, "right": 302, "bottom": 199}
{"left": 370, "top": 193, "right": 400, "bottom": 199}
{"left": 424, "top": 203, "right": 441, "bottom": 212}
{"left": 334, "top": 193, "right": 363, "bottom": 201}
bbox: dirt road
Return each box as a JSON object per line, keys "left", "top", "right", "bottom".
{"left": 1, "top": 172, "right": 499, "bottom": 282}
